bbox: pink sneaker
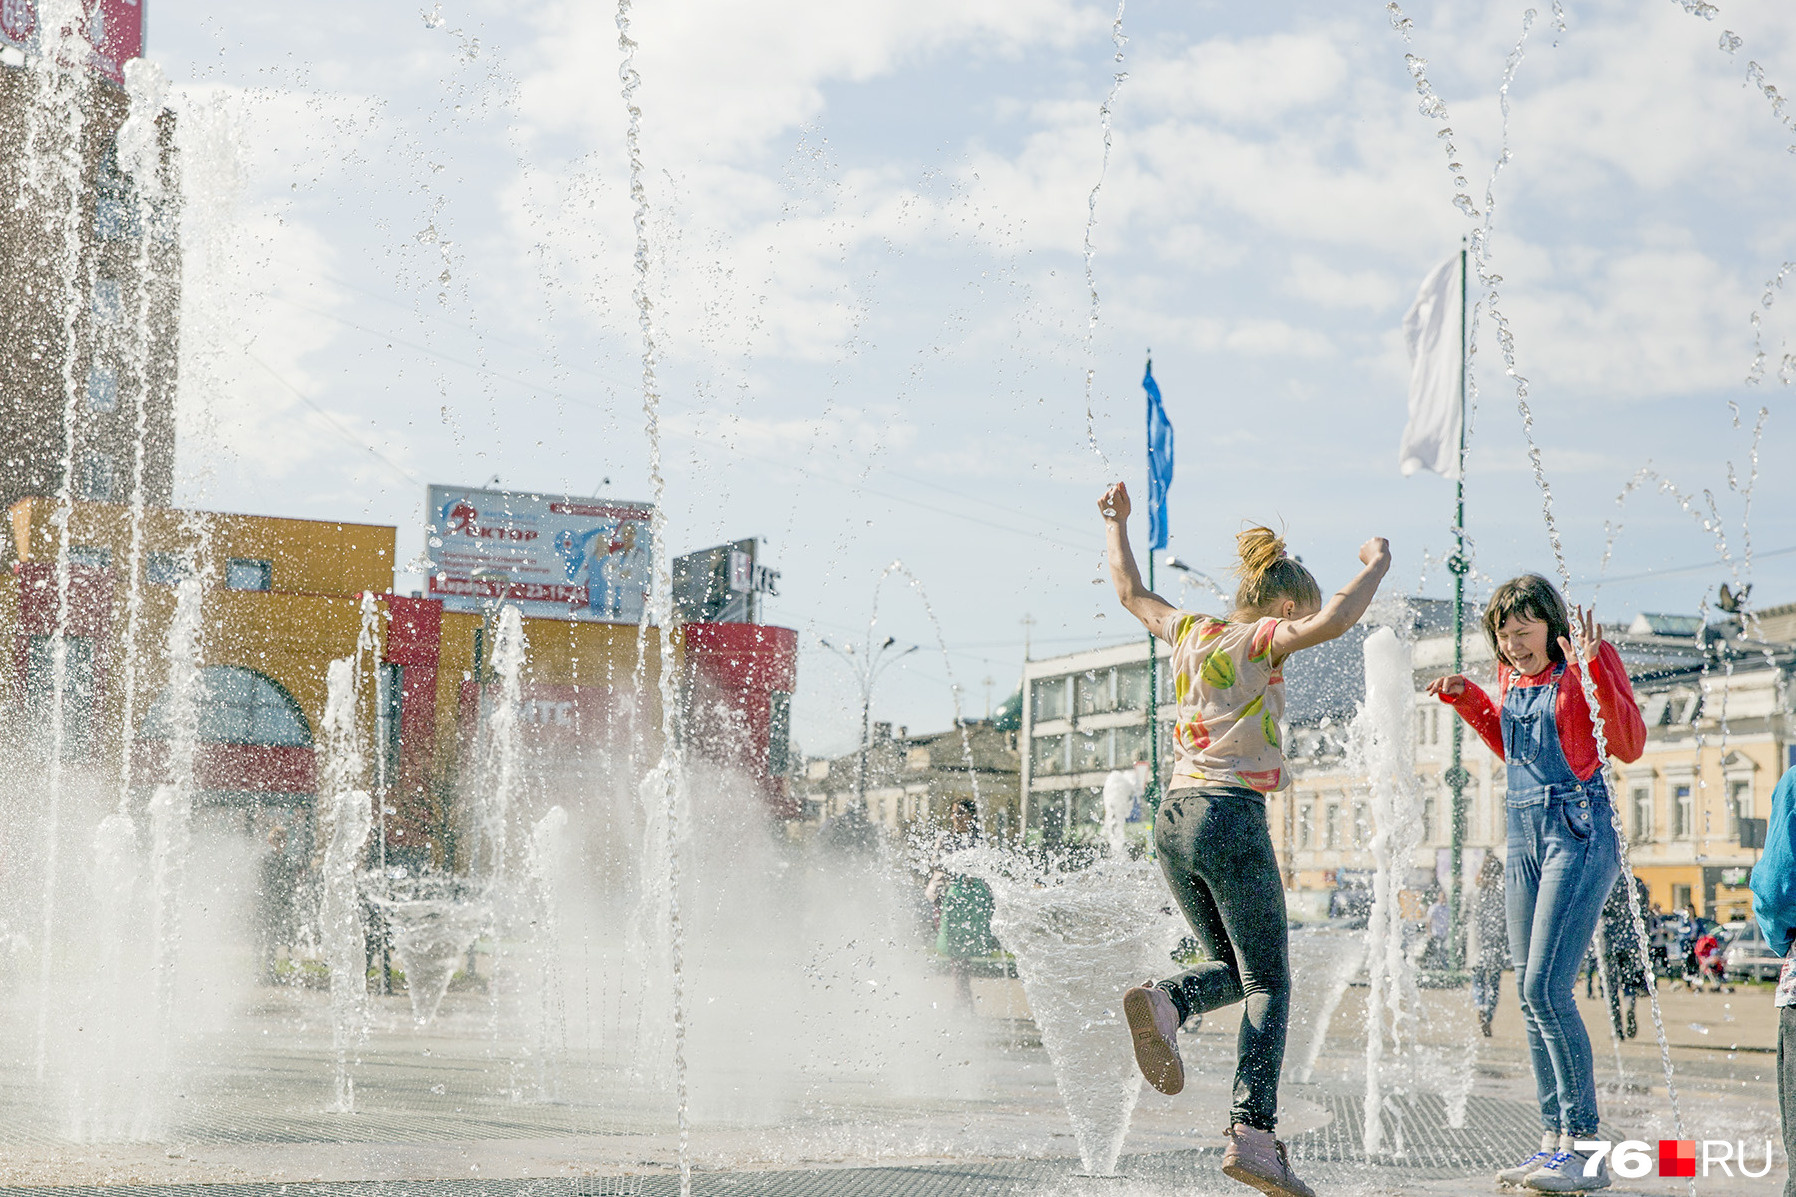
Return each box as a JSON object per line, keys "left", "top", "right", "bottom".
{"left": 1122, "top": 983, "right": 1184, "bottom": 1095}
{"left": 1221, "top": 1123, "right": 1316, "bottom": 1197}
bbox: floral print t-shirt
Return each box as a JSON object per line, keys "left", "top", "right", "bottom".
{"left": 1160, "top": 611, "right": 1288, "bottom": 793}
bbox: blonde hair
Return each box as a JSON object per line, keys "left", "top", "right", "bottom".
{"left": 1233, "top": 525, "right": 1322, "bottom": 613}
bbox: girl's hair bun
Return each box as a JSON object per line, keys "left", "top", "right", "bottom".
{"left": 1232, "top": 523, "right": 1321, "bottom": 613}
{"left": 1235, "top": 526, "right": 1287, "bottom": 582}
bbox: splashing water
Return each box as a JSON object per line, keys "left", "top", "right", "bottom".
{"left": 615, "top": 3, "right": 691, "bottom": 1188}
{"left": 952, "top": 846, "right": 1181, "bottom": 1175}
{"left": 110, "top": 58, "right": 174, "bottom": 828}
{"left": 1354, "top": 626, "right": 1425, "bottom": 1155}
{"left": 321, "top": 656, "right": 373, "bottom": 1113}
{"left": 525, "top": 805, "right": 571, "bottom": 1100}
{"left": 1078, "top": 0, "right": 1127, "bottom": 468}
{"left": 1387, "top": 7, "right": 1693, "bottom": 1161}
{"left": 29, "top": 0, "right": 96, "bottom": 1083}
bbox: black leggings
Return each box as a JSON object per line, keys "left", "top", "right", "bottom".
{"left": 1153, "top": 786, "right": 1290, "bottom": 1132}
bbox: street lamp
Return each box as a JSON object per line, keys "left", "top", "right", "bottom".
{"left": 1162, "top": 556, "right": 1229, "bottom": 604}
{"left": 819, "top": 634, "right": 919, "bottom": 816}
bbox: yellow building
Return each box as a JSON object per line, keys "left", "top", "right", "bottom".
{"left": 2, "top": 496, "right": 672, "bottom": 865}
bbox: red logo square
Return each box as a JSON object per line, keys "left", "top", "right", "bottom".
{"left": 1659, "top": 1139, "right": 1696, "bottom": 1178}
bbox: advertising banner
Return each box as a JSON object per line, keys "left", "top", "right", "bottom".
{"left": 424, "top": 485, "right": 655, "bottom": 624}
{"left": 0, "top": 0, "right": 145, "bottom": 85}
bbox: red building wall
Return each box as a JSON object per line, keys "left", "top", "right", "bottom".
{"left": 681, "top": 622, "right": 799, "bottom": 817}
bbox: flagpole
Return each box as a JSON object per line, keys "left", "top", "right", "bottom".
{"left": 1145, "top": 352, "right": 1161, "bottom": 827}
{"left": 1447, "top": 238, "right": 1471, "bottom": 970}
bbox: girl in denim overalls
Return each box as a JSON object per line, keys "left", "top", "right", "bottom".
{"left": 1430, "top": 575, "right": 1646, "bottom": 1193}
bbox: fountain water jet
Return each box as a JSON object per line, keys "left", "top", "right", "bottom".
{"left": 955, "top": 847, "right": 1180, "bottom": 1176}
{"left": 1355, "top": 625, "right": 1426, "bottom": 1155}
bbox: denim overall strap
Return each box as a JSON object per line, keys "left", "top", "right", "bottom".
{"left": 1502, "top": 665, "right": 1585, "bottom": 807}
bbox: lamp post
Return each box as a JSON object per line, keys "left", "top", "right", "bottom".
{"left": 820, "top": 634, "right": 918, "bottom": 815}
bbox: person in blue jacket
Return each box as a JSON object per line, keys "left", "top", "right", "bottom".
{"left": 1748, "top": 764, "right": 1796, "bottom": 1197}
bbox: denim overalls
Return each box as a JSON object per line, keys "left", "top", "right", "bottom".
{"left": 1502, "top": 664, "right": 1621, "bottom": 1138}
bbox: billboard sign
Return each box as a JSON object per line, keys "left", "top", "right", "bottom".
{"left": 424, "top": 485, "right": 655, "bottom": 624}
{"left": 0, "top": 0, "right": 145, "bottom": 85}
{"left": 673, "top": 538, "right": 779, "bottom": 624}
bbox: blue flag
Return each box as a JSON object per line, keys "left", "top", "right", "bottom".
{"left": 1144, "top": 359, "right": 1174, "bottom": 551}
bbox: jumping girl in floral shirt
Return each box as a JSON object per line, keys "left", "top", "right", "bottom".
{"left": 1101, "top": 480, "right": 1390, "bottom": 1197}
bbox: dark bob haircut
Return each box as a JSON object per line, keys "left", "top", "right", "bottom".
{"left": 1482, "top": 574, "right": 1573, "bottom": 669}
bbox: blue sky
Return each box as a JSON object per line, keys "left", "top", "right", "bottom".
{"left": 151, "top": 0, "right": 1796, "bottom": 755}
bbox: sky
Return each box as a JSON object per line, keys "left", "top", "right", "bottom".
{"left": 144, "top": 0, "right": 1796, "bottom": 757}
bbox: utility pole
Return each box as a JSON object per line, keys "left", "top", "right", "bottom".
{"left": 821, "top": 634, "right": 918, "bottom": 817}
{"left": 1021, "top": 613, "right": 1036, "bottom": 662}
{"left": 1446, "top": 238, "right": 1472, "bottom": 971}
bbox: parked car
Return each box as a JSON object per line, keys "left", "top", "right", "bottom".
{"left": 1724, "top": 919, "right": 1784, "bottom": 981}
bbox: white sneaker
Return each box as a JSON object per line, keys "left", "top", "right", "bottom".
{"left": 1496, "top": 1133, "right": 1558, "bottom": 1187}
{"left": 1122, "top": 983, "right": 1184, "bottom": 1095}
{"left": 1525, "top": 1136, "right": 1611, "bottom": 1192}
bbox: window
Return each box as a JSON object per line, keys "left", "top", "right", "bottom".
{"left": 1674, "top": 784, "right": 1693, "bottom": 840}
{"left": 1672, "top": 884, "right": 1692, "bottom": 911}
{"left": 68, "top": 544, "right": 111, "bottom": 571}
{"left": 1115, "top": 664, "right": 1149, "bottom": 711}
{"left": 1631, "top": 785, "right": 1653, "bottom": 842}
{"left": 1324, "top": 800, "right": 1341, "bottom": 850}
{"left": 226, "top": 558, "right": 273, "bottom": 591}
{"left": 77, "top": 452, "right": 114, "bottom": 501}
{"left": 138, "top": 666, "right": 312, "bottom": 747}
{"left": 1076, "top": 668, "right": 1112, "bottom": 716}
{"left": 25, "top": 635, "right": 96, "bottom": 760}
{"left": 1423, "top": 795, "right": 1438, "bottom": 846}
{"left": 1031, "top": 733, "right": 1066, "bottom": 775}
{"left": 146, "top": 551, "right": 187, "bottom": 586}
{"left": 767, "top": 691, "right": 792, "bottom": 776}
{"left": 86, "top": 361, "right": 118, "bottom": 413}
{"left": 376, "top": 662, "right": 405, "bottom": 787}
{"left": 1113, "top": 723, "right": 1148, "bottom": 767}
{"left": 1297, "top": 800, "right": 1315, "bottom": 850}
{"left": 1033, "top": 791, "right": 1068, "bottom": 845}
{"left": 1416, "top": 709, "right": 1427, "bottom": 747}
{"left": 91, "top": 277, "right": 124, "bottom": 326}
{"left": 1031, "top": 677, "right": 1068, "bottom": 722}
{"left": 1728, "top": 779, "right": 1752, "bottom": 839}
{"left": 1074, "top": 727, "right": 1110, "bottom": 772}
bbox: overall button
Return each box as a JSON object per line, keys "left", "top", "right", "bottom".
{"left": 1579, "top": 801, "right": 1588, "bottom": 808}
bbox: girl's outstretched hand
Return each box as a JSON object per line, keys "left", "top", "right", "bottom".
{"left": 1359, "top": 537, "right": 1392, "bottom": 569}
{"left": 1099, "top": 481, "right": 1131, "bottom": 522}
{"left": 1557, "top": 603, "right": 1603, "bottom": 665}
{"left": 1426, "top": 675, "right": 1467, "bottom": 699}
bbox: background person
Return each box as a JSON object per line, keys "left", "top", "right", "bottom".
{"left": 925, "top": 798, "right": 996, "bottom": 1012}
{"left": 1598, "top": 875, "right": 1650, "bottom": 1040}
{"left": 1430, "top": 575, "right": 1645, "bottom": 1193}
{"left": 1102, "top": 479, "right": 1390, "bottom": 1197}
{"left": 1749, "top": 763, "right": 1796, "bottom": 1197}
{"left": 1470, "top": 852, "right": 1508, "bottom": 1038}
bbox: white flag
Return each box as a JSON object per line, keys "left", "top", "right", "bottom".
{"left": 1398, "top": 254, "right": 1464, "bottom": 479}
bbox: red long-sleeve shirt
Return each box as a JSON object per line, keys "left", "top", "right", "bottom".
{"left": 1439, "top": 641, "right": 1646, "bottom": 780}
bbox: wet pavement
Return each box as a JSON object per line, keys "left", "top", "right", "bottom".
{"left": 0, "top": 976, "right": 1783, "bottom": 1195}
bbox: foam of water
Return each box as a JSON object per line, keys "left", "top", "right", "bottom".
{"left": 321, "top": 786, "right": 372, "bottom": 1113}
{"left": 27, "top": 0, "right": 98, "bottom": 1083}
{"left": 954, "top": 847, "right": 1180, "bottom": 1176}
{"left": 1353, "top": 627, "right": 1425, "bottom": 1155}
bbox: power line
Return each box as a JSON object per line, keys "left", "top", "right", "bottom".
{"left": 244, "top": 350, "right": 423, "bottom": 487}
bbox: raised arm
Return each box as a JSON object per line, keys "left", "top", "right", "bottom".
{"left": 1099, "top": 482, "right": 1178, "bottom": 638}
{"left": 1267, "top": 537, "right": 1392, "bottom": 658}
